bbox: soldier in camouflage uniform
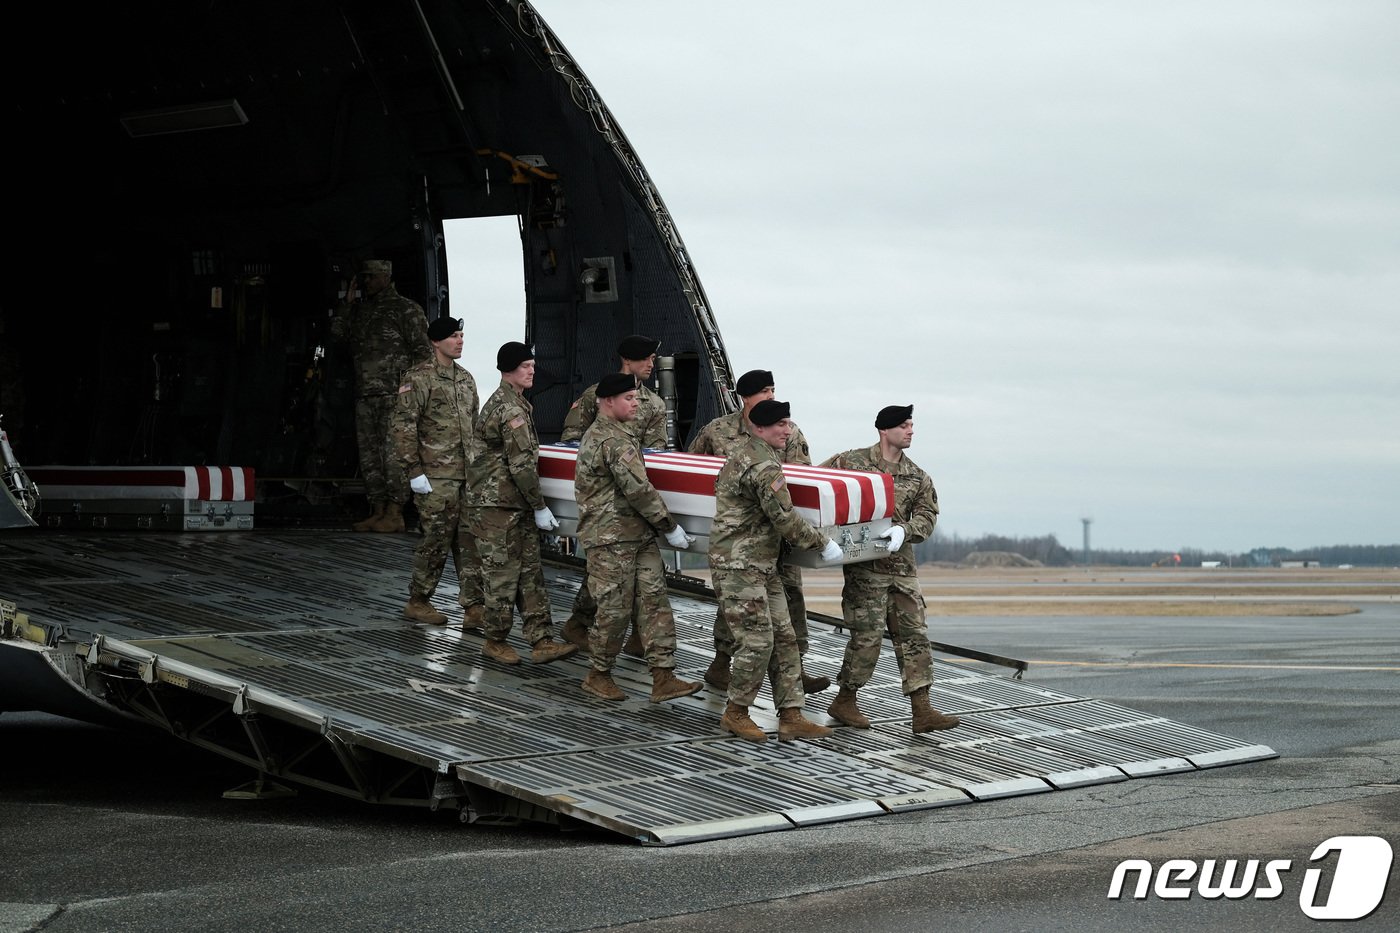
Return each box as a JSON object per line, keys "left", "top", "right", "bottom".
{"left": 467, "top": 341, "right": 577, "bottom": 665}
{"left": 391, "top": 316, "right": 479, "bottom": 626}
{"left": 820, "top": 405, "right": 960, "bottom": 733}
{"left": 559, "top": 334, "right": 668, "bottom": 448}
{"left": 573, "top": 373, "right": 702, "bottom": 704}
{"left": 688, "top": 369, "right": 828, "bottom": 695}
{"left": 331, "top": 259, "right": 432, "bottom": 533}
{"left": 559, "top": 334, "right": 668, "bottom": 651}
{"left": 708, "top": 399, "right": 842, "bottom": 743}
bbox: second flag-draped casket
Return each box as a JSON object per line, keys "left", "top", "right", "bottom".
{"left": 537, "top": 445, "right": 895, "bottom": 567}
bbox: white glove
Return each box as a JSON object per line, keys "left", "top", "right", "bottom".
{"left": 410, "top": 474, "right": 432, "bottom": 495}
{"left": 820, "top": 539, "right": 844, "bottom": 562}
{"left": 880, "top": 525, "right": 906, "bottom": 552}
{"left": 664, "top": 525, "right": 692, "bottom": 549}
{"left": 533, "top": 506, "right": 560, "bottom": 531}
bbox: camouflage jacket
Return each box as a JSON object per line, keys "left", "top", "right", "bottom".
{"left": 709, "top": 434, "right": 828, "bottom": 573}
{"left": 471, "top": 379, "right": 545, "bottom": 511}
{"left": 560, "top": 379, "right": 667, "bottom": 449}
{"left": 574, "top": 414, "right": 678, "bottom": 547}
{"left": 391, "top": 358, "right": 479, "bottom": 481}
{"left": 821, "top": 444, "right": 938, "bottom": 576}
{"left": 687, "top": 409, "right": 811, "bottom": 464}
{"left": 330, "top": 283, "right": 432, "bottom": 397}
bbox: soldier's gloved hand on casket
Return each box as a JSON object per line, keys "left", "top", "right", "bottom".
{"left": 879, "top": 525, "right": 906, "bottom": 552}
{"left": 820, "top": 539, "right": 844, "bottom": 562}
{"left": 664, "top": 525, "right": 692, "bottom": 549}
{"left": 534, "top": 506, "right": 560, "bottom": 531}
{"left": 410, "top": 474, "right": 432, "bottom": 495}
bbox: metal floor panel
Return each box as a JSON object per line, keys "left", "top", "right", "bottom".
{"left": 1, "top": 531, "right": 1277, "bottom": 844}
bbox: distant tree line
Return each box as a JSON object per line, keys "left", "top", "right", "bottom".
{"left": 914, "top": 533, "right": 1400, "bottom": 568}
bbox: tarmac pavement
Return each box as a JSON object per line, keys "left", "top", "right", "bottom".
{"left": 2, "top": 603, "right": 1395, "bottom": 932}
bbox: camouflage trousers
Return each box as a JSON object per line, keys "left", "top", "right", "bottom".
{"left": 584, "top": 539, "right": 677, "bottom": 673}
{"left": 469, "top": 506, "right": 552, "bottom": 645}
{"left": 713, "top": 567, "right": 803, "bottom": 710}
{"left": 409, "top": 479, "right": 481, "bottom": 604}
{"left": 836, "top": 568, "right": 933, "bottom": 694}
{"left": 713, "top": 558, "right": 810, "bottom": 656}
{"left": 356, "top": 394, "right": 407, "bottom": 504}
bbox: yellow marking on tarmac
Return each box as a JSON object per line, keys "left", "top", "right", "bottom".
{"left": 964, "top": 659, "right": 1400, "bottom": 672}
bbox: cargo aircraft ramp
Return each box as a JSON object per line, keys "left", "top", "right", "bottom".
{"left": 0, "top": 531, "right": 1276, "bottom": 845}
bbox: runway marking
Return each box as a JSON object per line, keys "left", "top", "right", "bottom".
{"left": 972, "top": 659, "right": 1400, "bottom": 672}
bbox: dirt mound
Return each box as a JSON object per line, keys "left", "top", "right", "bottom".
{"left": 960, "top": 550, "right": 1043, "bottom": 568}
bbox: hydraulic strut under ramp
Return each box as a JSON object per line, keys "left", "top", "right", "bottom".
{"left": 0, "top": 532, "right": 1275, "bottom": 844}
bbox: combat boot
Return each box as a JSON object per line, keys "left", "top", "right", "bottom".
{"left": 720, "top": 703, "right": 768, "bottom": 743}
{"left": 581, "top": 670, "right": 626, "bottom": 701}
{"left": 777, "top": 707, "right": 834, "bottom": 742}
{"left": 703, "top": 652, "right": 731, "bottom": 690}
{"left": 482, "top": 639, "right": 521, "bottom": 665}
{"left": 559, "top": 614, "right": 589, "bottom": 650}
{"left": 353, "top": 501, "right": 384, "bottom": 532}
{"left": 623, "top": 625, "right": 644, "bottom": 657}
{"left": 827, "top": 686, "right": 871, "bottom": 728}
{"left": 531, "top": 639, "right": 579, "bottom": 663}
{"left": 461, "top": 604, "right": 485, "bottom": 634}
{"left": 371, "top": 504, "right": 405, "bottom": 533}
{"left": 403, "top": 595, "right": 448, "bottom": 625}
{"left": 650, "top": 667, "right": 703, "bottom": 703}
{"left": 800, "top": 665, "right": 832, "bottom": 694}
{"left": 910, "top": 686, "right": 960, "bottom": 733}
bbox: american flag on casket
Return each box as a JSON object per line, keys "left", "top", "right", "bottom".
{"left": 537, "top": 445, "right": 896, "bottom": 567}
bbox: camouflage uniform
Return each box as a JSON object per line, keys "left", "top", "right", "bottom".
{"left": 574, "top": 413, "right": 682, "bottom": 673}
{"left": 467, "top": 378, "right": 554, "bottom": 645}
{"left": 391, "top": 358, "right": 479, "bottom": 603}
{"left": 689, "top": 411, "right": 814, "bottom": 654}
{"left": 561, "top": 378, "right": 667, "bottom": 627}
{"left": 561, "top": 380, "right": 667, "bottom": 449}
{"left": 820, "top": 444, "right": 939, "bottom": 694}
{"left": 709, "top": 434, "right": 829, "bottom": 708}
{"left": 331, "top": 283, "right": 431, "bottom": 506}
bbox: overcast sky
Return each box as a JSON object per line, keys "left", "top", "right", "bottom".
{"left": 450, "top": 0, "right": 1399, "bottom": 554}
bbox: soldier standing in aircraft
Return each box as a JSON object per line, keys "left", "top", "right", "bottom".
{"left": 331, "top": 258, "right": 432, "bottom": 534}
{"left": 688, "top": 368, "right": 829, "bottom": 696}
{"left": 559, "top": 334, "right": 668, "bottom": 650}
{"left": 708, "top": 399, "right": 842, "bottom": 742}
{"left": 391, "top": 316, "right": 479, "bottom": 626}
{"left": 573, "top": 373, "right": 702, "bottom": 703}
{"left": 468, "top": 341, "right": 577, "bottom": 664}
{"left": 821, "top": 405, "right": 960, "bottom": 734}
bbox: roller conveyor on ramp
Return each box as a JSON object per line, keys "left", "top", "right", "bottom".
{"left": 0, "top": 531, "right": 1276, "bottom": 845}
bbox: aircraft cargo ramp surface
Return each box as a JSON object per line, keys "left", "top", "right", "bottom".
{"left": 0, "top": 532, "right": 1275, "bottom": 845}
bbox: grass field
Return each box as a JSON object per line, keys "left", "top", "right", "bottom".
{"left": 759, "top": 565, "right": 1400, "bottom": 617}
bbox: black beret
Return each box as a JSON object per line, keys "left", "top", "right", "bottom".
{"left": 427, "top": 316, "right": 463, "bottom": 341}
{"left": 596, "top": 372, "right": 637, "bottom": 399}
{"left": 496, "top": 341, "right": 534, "bottom": 371}
{"left": 617, "top": 334, "right": 660, "bottom": 360}
{"left": 735, "top": 369, "right": 774, "bottom": 398}
{"left": 875, "top": 404, "right": 913, "bottom": 430}
{"left": 749, "top": 399, "right": 790, "bottom": 427}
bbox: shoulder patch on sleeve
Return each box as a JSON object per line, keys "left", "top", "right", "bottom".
{"left": 509, "top": 415, "right": 526, "bottom": 429}
{"left": 770, "top": 475, "right": 786, "bottom": 493}
{"left": 398, "top": 384, "right": 413, "bottom": 394}
{"left": 621, "top": 446, "right": 636, "bottom": 463}
{"left": 569, "top": 401, "right": 579, "bottom": 410}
